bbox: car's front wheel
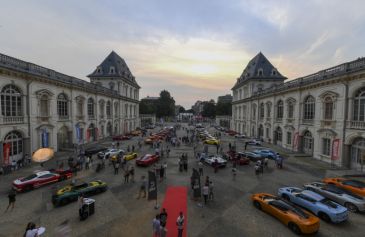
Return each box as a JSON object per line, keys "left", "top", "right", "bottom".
{"left": 318, "top": 212, "right": 331, "bottom": 222}
{"left": 345, "top": 202, "right": 358, "bottom": 213}
{"left": 281, "top": 194, "right": 290, "bottom": 202}
{"left": 288, "top": 222, "right": 301, "bottom": 235}
{"left": 253, "top": 201, "right": 261, "bottom": 210}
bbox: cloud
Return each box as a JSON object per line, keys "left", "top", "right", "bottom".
{"left": 1, "top": 0, "right": 365, "bottom": 107}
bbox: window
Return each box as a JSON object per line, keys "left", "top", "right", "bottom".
{"left": 303, "top": 131, "right": 313, "bottom": 153}
{"left": 260, "top": 103, "right": 265, "bottom": 119}
{"left": 266, "top": 127, "right": 270, "bottom": 138}
{"left": 252, "top": 105, "right": 256, "bottom": 120}
{"left": 114, "top": 102, "right": 118, "bottom": 116}
{"left": 106, "top": 101, "right": 111, "bottom": 117}
{"left": 277, "top": 100, "right": 283, "bottom": 119}
{"left": 109, "top": 82, "right": 115, "bottom": 91}
{"left": 266, "top": 103, "right": 271, "bottom": 117}
{"left": 272, "top": 69, "right": 277, "bottom": 76}
{"left": 109, "top": 66, "right": 115, "bottom": 74}
{"left": 57, "top": 93, "right": 68, "bottom": 117}
{"left": 4, "top": 131, "right": 23, "bottom": 156}
{"left": 288, "top": 101, "right": 294, "bottom": 119}
{"left": 324, "top": 97, "right": 334, "bottom": 120}
{"left": 40, "top": 95, "right": 49, "bottom": 117}
{"left": 322, "top": 138, "right": 331, "bottom": 156}
{"left": 130, "top": 88, "right": 133, "bottom": 98}
{"left": 99, "top": 100, "right": 104, "bottom": 116}
{"left": 304, "top": 96, "right": 315, "bottom": 120}
{"left": 87, "top": 98, "right": 95, "bottom": 117}
{"left": 353, "top": 88, "right": 365, "bottom": 121}
{"left": 275, "top": 127, "right": 282, "bottom": 141}
{"left": 287, "top": 132, "right": 292, "bottom": 145}
{"left": 242, "top": 106, "right": 247, "bottom": 119}
{"left": 258, "top": 68, "right": 263, "bottom": 76}
{"left": 96, "top": 67, "right": 102, "bottom": 74}
{"left": 1, "top": 84, "right": 22, "bottom": 117}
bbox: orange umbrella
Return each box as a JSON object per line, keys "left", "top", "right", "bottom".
{"left": 32, "top": 148, "right": 54, "bottom": 163}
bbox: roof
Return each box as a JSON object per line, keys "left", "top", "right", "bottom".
{"left": 88, "top": 51, "right": 139, "bottom": 86}
{"left": 302, "top": 190, "right": 324, "bottom": 201}
{"left": 232, "top": 52, "right": 286, "bottom": 89}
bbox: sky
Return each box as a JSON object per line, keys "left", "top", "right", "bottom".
{"left": 1, "top": 0, "right": 365, "bottom": 108}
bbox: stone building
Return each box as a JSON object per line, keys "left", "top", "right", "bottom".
{"left": 0, "top": 51, "right": 140, "bottom": 165}
{"left": 232, "top": 52, "right": 365, "bottom": 171}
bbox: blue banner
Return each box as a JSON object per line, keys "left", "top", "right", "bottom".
{"left": 42, "top": 129, "right": 49, "bottom": 148}
{"left": 75, "top": 124, "right": 81, "bottom": 144}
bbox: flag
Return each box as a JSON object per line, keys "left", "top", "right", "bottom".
{"left": 148, "top": 170, "right": 157, "bottom": 200}
{"left": 75, "top": 124, "right": 81, "bottom": 144}
{"left": 192, "top": 168, "right": 201, "bottom": 198}
{"left": 42, "top": 128, "right": 49, "bottom": 148}
{"left": 3, "top": 143, "right": 11, "bottom": 165}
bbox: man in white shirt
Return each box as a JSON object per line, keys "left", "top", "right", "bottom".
{"left": 176, "top": 212, "right": 184, "bottom": 237}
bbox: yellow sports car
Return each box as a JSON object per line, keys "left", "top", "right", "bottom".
{"left": 124, "top": 152, "right": 138, "bottom": 161}
{"left": 204, "top": 138, "right": 220, "bottom": 145}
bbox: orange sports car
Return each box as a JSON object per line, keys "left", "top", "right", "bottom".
{"left": 322, "top": 177, "right": 365, "bottom": 197}
{"left": 251, "top": 193, "right": 320, "bottom": 235}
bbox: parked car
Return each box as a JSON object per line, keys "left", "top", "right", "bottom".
{"left": 13, "top": 170, "right": 72, "bottom": 192}
{"left": 227, "top": 130, "right": 238, "bottom": 136}
{"left": 52, "top": 180, "right": 107, "bottom": 206}
{"left": 247, "top": 139, "right": 262, "bottom": 146}
{"left": 253, "top": 149, "right": 278, "bottom": 160}
{"left": 251, "top": 193, "right": 320, "bottom": 235}
{"left": 235, "top": 134, "right": 246, "bottom": 139}
{"left": 124, "top": 152, "right": 138, "bottom": 161}
{"left": 97, "top": 149, "right": 123, "bottom": 159}
{"left": 112, "top": 135, "right": 131, "bottom": 141}
{"left": 200, "top": 154, "right": 227, "bottom": 167}
{"left": 278, "top": 187, "right": 348, "bottom": 223}
{"left": 241, "top": 151, "right": 263, "bottom": 161}
{"left": 136, "top": 154, "right": 159, "bottom": 166}
{"left": 204, "top": 138, "right": 220, "bottom": 145}
{"left": 322, "top": 177, "right": 365, "bottom": 197}
{"left": 304, "top": 182, "right": 365, "bottom": 212}
{"left": 236, "top": 152, "right": 250, "bottom": 165}
{"left": 84, "top": 145, "right": 107, "bottom": 156}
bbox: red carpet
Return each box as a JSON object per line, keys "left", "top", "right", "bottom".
{"left": 160, "top": 186, "right": 187, "bottom": 237}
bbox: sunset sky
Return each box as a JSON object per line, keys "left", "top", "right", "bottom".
{"left": 1, "top": 0, "right": 364, "bottom": 108}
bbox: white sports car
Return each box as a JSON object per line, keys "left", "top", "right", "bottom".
{"left": 97, "top": 149, "right": 124, "bottom": 159}
{"left": 200, "top": 154, "right": 227, "bottom": 167}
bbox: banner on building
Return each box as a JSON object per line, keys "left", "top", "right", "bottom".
{"left": 3, "top": 143, "right": 11, "bottom": 165}
{"left": 41, "top": 128, "right": 49, "bottom": 148}
{"left": 148, "top": 171, "right": 157, "bottom": 200}
{"left": 331, "top": 139, "right": 340, "bottom": 160}
{"left": 192, "top": 168, "right": 201, "bottom": 198}
{"left": 293, "top": 132, "right": 299, "bottom": 150}
{"left": 86, "top": 129, "right": 90, "bottom": 142}
{"left": 75, "top": 124, "right": 81, "bottom": 144}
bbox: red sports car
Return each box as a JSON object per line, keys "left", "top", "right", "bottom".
{"left": 135, "top": 154, "right": 159, "bottom": 166}
{"left": 13, "top": 170, "right": 72, "bottom": 192}
{"left": 112, "top": 135, "right": 131, "bottom": 141}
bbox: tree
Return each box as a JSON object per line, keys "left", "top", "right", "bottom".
{"left": 216, "top": 102, "right": 232, "bottom": 116}
{"left": 156, "top": 90, "right": 175, "bottom": 118}
{"left": 178, "top": 106, "right": 185, "bottom": 113}
{"left": 202, "top": 100, "right": 216, "bottom": 118}
{"left": 139, "top": 99, "right": 157, "bottom": 114}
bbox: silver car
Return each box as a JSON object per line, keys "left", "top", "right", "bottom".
{"left": 303, "top": 182, "right": 365, "bottom": 212}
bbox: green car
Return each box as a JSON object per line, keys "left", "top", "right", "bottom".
{"left": 52, "top": 180, "right": 108, "bottom": 206}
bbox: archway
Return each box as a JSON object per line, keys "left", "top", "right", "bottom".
{"left": 3, "top": 130, "right": 23, "bottom": 163}
{"left": 302, "top": 131, "right": 313, "bottom": 155}
{"left": 351, "top": 138, "right": 365, "bottom": 171}
{"left": 88, "top": 123, "right": 96, "bottom": 142}
{"left": 107, "top": 122, "right": 112, "bottom": 137}
{"left": 57, "top": 126, "right": 71, "bottom": 150}
{"left": 258, "top": 124, "right": 264, "bottom": 139}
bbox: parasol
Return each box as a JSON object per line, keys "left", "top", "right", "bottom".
{"left": 32, "top": 148, "right": 54, "bottom": 163}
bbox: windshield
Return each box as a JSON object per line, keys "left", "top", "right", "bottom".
{"left": 320, "top": 198, "right": 338, "bottom": 208}
{"left": 344, "top": 180, "right": 365, "bottom": 188}
{"left": 21, "top": 174, "right": 37, "bottom": 181}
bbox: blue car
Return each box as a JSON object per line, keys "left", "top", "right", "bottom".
{"left": 253, "top": 149, "right": 278, "bottom": 160}
{"left": 278, "top": 187, "right": 348, "bottom": 223}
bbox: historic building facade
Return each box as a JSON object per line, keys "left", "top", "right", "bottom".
{"left": 232, "top": 52, "right": 365, "bottom": 171}
{"left": 0, "top": 51, "right": 140, "bottom": 165}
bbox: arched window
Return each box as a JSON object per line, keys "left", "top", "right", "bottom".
{"left": 304, "top": 96, "right": 315, "bottom": 120}
{"left": 125, "top": 104, "right": 128, "bottom": 118}
{"left": 353, "top": 88, "right": 365, "bottom": 121}
{"left": 288, "top": 101, "right": 294, "bottom": 119}
{"left": 266, "top": 103, "right": 272, "bottom": 118}
{"left": 114, "top": 102, "right": 118, "bottom": 117}
{"left": 87, "top": 98, "right": 95, "bottom": 117}
{"left": 99, "top": 100, "right": 105, "bottom": 117}
{"left": 4, "top": 131, "right": 23, "bottom": 156}
{"left": 260, "top": 103, "right": 265, "bottom": 119}
{"left": 258, "top": 68, "right": 263, "bottom": 76}
{"left": 277, "top": 100, "right": 283, "bottom": 119}
{"left": 106, "top": 101, "right": 111, "bottom": 117}
{"left": 252, "top": 105, "right": 256, "bottom": 120}
{"left": 275, "top": 127, "right": 282, "bottom": 141}
{"left": 1, "top": 85, "right": 22, "bottom": 117}
{"left": 57, "top": 93, "right": 68, "bottom": 118}
{"left": 109, "top": 82, "right": 115, "bottom": 91}
{"left": 324, "top": 97, "right": 334, "bottom": 120}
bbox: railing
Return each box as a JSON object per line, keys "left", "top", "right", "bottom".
{"left": 88, "top": 115, "right": 96, "bottom": 120}
{"left": 76, "top": 115, "right": 84, "bottom": 121}
{"left": 1, "top": 116, "right": 24, "bottom": 124}
{"left": 58, "top": 115, "right": 69, "bottom": 121}
{"left": 321, "top": 120, "right": 336, "bottom": 128}
{"left": 301, "top": 119, "right": 314, "bottom": 125}
{"left": 347, "top": 120, "right": 365, "bottom": 129}
{"left": 266, "top": 117, "right": 271, "bottom": 122}
{"left": 107, "top": 115, "right": 112, "bottom": 119}
{"left": 286, "top": 118, "right": 294, "bottom": 123}
{"left": 99, "top": 115, "right": 104, "bottom": 119}
{"left": 37, "top": 116, "right": 50, "bottom": 123}
{"left": 275, "top": 118, "right": 283, "bottom": 123}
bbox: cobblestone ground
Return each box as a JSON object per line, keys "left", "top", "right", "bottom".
{"left": 1, "top": 123, "right": 364, "bottom": 237}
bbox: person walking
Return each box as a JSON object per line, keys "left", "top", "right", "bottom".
{"left": 124, "top": 168, "right": 130, "bottom": 183}
{"left": 163, "top": 162, "right": 167, "bottom": 179}
{"left": 244, "top": 142, "right": 248, "bottom": 150}
{"left": 23, "top": 222, "right": 39, "bottom": 237}
{"left": 85, "top": 156, "right": 90, "bottom": 170}
{"left": 5, "top": 189, "right": 16, "bottom": 212}
{"left": 152, "top": 214, "right": 161, "bottom": 237}
{"left": 160, "top": 208, "right": 168, "bottom": 227}
{"left": 132, "top": 145, "right": 135, "bottom": 152}
{"left": 176, "top": 212, "right": 184, "bottom": 237}
{"left": 203, "top": 183, "right": 209, "bottom": 205}
{"left": 198, "top": 161, "right": 203, "bottom": 176}
{"left": 208, "top": 181, "right": 214, "bottom": 201}
{"left": 232, "top": 162, "right": 237, "bottom": 180}
{"left": 114, "top": 162, "right": 119, "bottom": 175}
{"left": 137, "top": 176, "right": 147, "bottom": 199}
{"left": 129, "top": 166, "right": 135, "bottom": 183}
